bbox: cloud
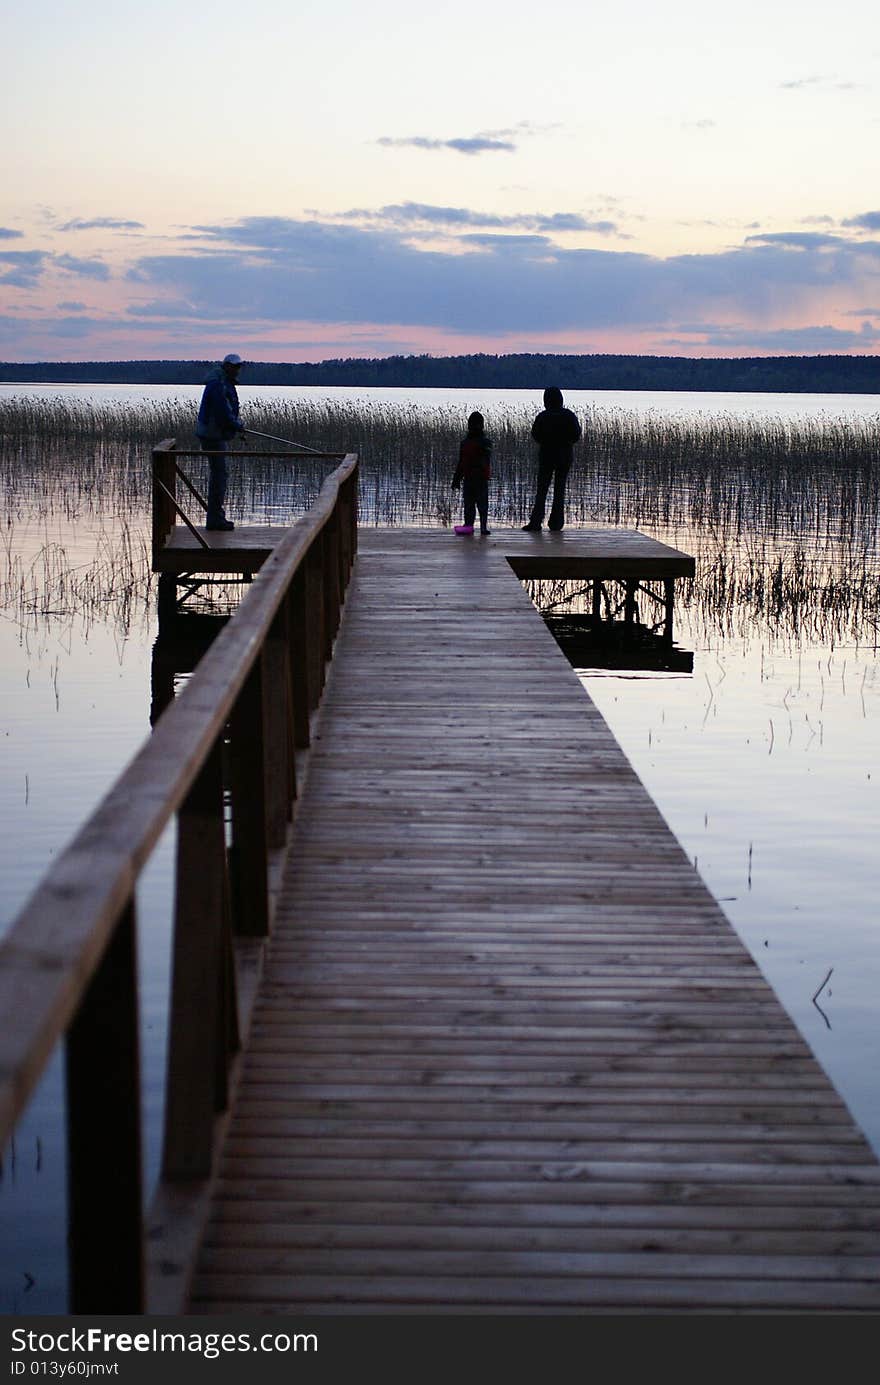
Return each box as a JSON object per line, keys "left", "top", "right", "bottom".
{"left": 779, "top": 75, "right": 824, "bottom": 89}
{"left": 375, "top": 120, "right": 558, "bottom": 157}
{"left": 461, "top": 233, "right": 554, "bottom": 252}
{"left": 843, "top": 211, "right": 880, "bottom": 232}
{"left": 668, "top": 322, "right": 880, "bottom": 352}
{"left": 779, "top": 75, "right": 859, "bottom": 91}
{"left": 0, "top": 227, "right": 23, "bottom": 240}
{"left": 125, "top": 298, "right": 204, "bottom": 318}
{"left": 122, "top": 215, "right": 880, "bottom": 340}
{"left": 377, "top": 134, "right": 516, "bottom": 155}
{"left": 745, "top": 231, "right": 848, "bottom": 250}
{"left": 328, "top": 201, "right": 622, "bottom": 237}
{"left": 0, "top": 250, "right": 48, "bottom": 288}
{"left": 0, "top": 314, "right": 107, "bottom": 342}
{"left": 58, "top": 217, "right": 145, "bottom": 233}
{"left": 679, "top": 218, "right": 762, "bottom": 231}
{"left": 8, "top": 210, "right": 880, "bottom": 358}
{"left": 54, "top": 254, "right": 111, "bottom": 280}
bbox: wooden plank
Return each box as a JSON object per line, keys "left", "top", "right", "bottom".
{"left": 190, "top": 1273, "right": 880, "bottom": 1311}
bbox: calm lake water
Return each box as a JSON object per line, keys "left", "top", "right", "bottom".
{"left": 1, "top": 383, "right": 878, "bottom": 1313}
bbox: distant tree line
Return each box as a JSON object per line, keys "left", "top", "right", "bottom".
{"left": 2, "top": 353, "right": 880, "bottom": 394}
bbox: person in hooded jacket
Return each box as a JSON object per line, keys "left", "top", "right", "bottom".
{"left": 522, "top": 386, "right": 582, "bottom": 532}
{"left": 195, "top": 353, "right": 246, "bottom": 530}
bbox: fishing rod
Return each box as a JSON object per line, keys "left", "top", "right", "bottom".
{"left": 242, "top": 428, "right": 326, "bottom": 456}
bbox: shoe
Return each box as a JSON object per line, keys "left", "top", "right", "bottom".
{"left": 454, "top": 524, "right": 474, "bottom": 535}
{"left": 480, "top": 528, "right": 491, "bottom": 536}
{"left": 522, "top": 522, "right": 541, "bottom": 532}
{"left": 206, "top": 519, "right": 235, "bottom": 531}
{"left": 547, "top": 523, "right": 564, "bottom": 532}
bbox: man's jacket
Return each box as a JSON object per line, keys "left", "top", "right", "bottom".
{"left": 196, "top": 367, "right": 243, "bottom": 441}
{"left": 531, "top": 405, "right": 582, "bottom": 464}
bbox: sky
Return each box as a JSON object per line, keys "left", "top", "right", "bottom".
{"left": 2, "top": 0, "right": 879, "bottom": 361}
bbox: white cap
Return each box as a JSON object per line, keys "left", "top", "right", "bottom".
{"left": 222, "top": 353, "right": 242, "bottom": 366}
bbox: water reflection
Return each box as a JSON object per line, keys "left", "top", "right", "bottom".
{"left": 543, "top": 609, "right": 694, "bottom": 674}
{"left": 150, "top": 610, "right": 230, "bottom": 725}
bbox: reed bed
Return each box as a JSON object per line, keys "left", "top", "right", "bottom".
{"left": 1, "top": 395, "right": 878, "bottom": 641}
{"left": 2, "top": 394, "right": 878, "bottom": 535}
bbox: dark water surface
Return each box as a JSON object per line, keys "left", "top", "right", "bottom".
{"left": 1, "top": 386, "right": 878, "bottom": 1313}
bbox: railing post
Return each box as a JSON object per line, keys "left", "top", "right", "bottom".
{"left": 338, "top": 488, "right": 352, "bottom": 592}
{"left": 151, "top": 441, "right": 177, "bottom": 568}
{"left": 349, "top": 466, "right": 359, "bottom": 563}
{"left": 663, "top": 577, "right": 675, "bottom": 646}
{"left": 288, "top": 567, "right": 311, "bottom": 748}
{"left": 65, "top": 899, "right": 144, "bottom": 1312}
{"left": 323, "top": 513, "right": 341, "bottom": 654}
{"left": 592, "top": 577, "right": 603, "bottom": 627}
{"left": 162, "top": 741, "right": 231, "bottom": 1180}
{"left": 624, "top": 579, "right": 637, "bottom": 627}
{"left": 305, "top": 536, "right": 326, "bottom": 707}
{"left": 228, "top": 662, "right": 270, "bottom": 937}
{"left": 262, "top": 602, "right": 295, "bottom": 848}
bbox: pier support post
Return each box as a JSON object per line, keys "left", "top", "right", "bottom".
{"left": 157, "top": 573, "right": 178, "bottom": 634}
{"left": 663, "top": 578, "right": 675, "bottom": 646}
{"left": 624, "top": 579, "right": 637, "bottom": 628}
{"left": 592, "top": 577, "right": 603, "bottom": 627}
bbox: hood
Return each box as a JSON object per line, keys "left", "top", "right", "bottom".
{"left": 543, "top": 387, "right": 564, "bottom": 409}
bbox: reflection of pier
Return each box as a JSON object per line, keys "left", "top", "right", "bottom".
{"left": 543, "top": 611, "right": 694, "bottom": 673}
{"left": 150, "top": 613, "right": 228, "bottom": 725}
{"left": 5, "top": 460, "right": 880, "bottom": 1315}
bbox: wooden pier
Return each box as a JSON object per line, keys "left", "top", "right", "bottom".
{"left": 3, "top": 456, "right": 879, "bottom": 1315}
{"left": 183, "top": 530, "right": 880, "bottom": 1314}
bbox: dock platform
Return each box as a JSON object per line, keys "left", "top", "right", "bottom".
{"left": 186, "top": 529, "right": 880, "bottom": 1314}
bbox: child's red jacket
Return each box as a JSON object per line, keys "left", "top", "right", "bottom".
{"left": 452, "top": 435, "right": 492, "bottom": 484}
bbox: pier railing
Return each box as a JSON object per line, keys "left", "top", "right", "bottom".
{"left": 151, "top": 438, "right": 348, "bottom": 564}
{"left": 0, "top": 452, "right": 358, "bottom": 1313}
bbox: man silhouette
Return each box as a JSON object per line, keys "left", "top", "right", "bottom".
{"left": 195, "top": 353, "right": 246, "bottom": 530}
{"left": 522, "top": 387, "right": 582, "bottom": 532}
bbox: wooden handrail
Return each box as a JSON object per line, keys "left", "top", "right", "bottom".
{"left": 151, "top": 439, "right": 348, "bottom": 563}
{"left": 0, "top": 451, "right": 359, "bottom": 1311}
